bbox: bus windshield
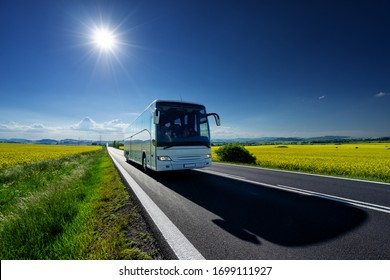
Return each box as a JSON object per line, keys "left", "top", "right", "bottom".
{"left": 156, "top": 102, "right": 210, "bottom": 148}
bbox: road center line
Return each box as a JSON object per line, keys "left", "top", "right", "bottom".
{"left": 276, "top": 184, "right": 390, "bottom": 214}
{"left": 198, "top": 169, "right": 390, "bottom": 214}
{"left": 199, "top": 169, "right": 246, "bottom": 180}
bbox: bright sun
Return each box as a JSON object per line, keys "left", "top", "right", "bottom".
{"left": 92, "top": 27, "right": 117, "bottom": 51}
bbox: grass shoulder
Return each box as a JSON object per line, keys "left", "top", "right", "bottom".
{"left": 0, "top": 148, "right": 163, "bottom": 259}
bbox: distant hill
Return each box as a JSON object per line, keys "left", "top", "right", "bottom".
{"left": 0, "top": 138, "right": 108, "bottom": 145}
{"left": 1, "top": 136, "right": 389, "bottom": 146}
{"left": 211, "top": 136, "right": 390, "bottom": 145}
{"left": 0, "top": 138, "right": 33, "bottom": 143}
{"left": 303, "top": 136, "right": 352, "bottom": 143}
{"left": 35, "top": 139, "right": 59, "bottom": 144}
{"left": 212, "top": 137, "right": 305, "bottom": 144}
{"left": 0, "top": 138, "right": 59, "bottom": 144}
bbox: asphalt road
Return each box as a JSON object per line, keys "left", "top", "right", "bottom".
{"left": 108, "top": 148, "right": 390, "bottom": 259}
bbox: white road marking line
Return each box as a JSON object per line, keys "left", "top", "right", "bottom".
{"left": 213, "top": 162, "right": 390, "bottom": 186}
{"left": 108, "top": 148, "right": 205, "bottom": 260}
{"left": 277, "top": 184, "right": 390, "bottom": 214}
{"left": 198, "top": 169, "right": 246, "bottom": 180}
{"left": 197, "top": 169, "right": 390, "bottom": 214}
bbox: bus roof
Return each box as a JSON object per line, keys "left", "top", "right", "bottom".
{"left": 149, "top": 99, "right": 206, "bottom": 108}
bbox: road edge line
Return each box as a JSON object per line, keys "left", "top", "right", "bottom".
{"left": 108, "top": 148, "right": 205, "bottom": 260}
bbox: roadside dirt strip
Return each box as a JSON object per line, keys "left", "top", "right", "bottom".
{"left": 108, "top": 148, "right": 205, "bottom": 260}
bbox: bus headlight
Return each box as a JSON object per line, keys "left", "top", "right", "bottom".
{"left": 204, "top": 154, "right": 211, "bottom": 159}
{"left": 158, "top": 156, "right": 172, "bottom": 161}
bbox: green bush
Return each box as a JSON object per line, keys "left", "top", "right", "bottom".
{"left": 215, "top": 144, "right": 257, "bottom": 164}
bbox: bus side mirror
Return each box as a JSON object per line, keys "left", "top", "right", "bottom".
{"left": 153, "top": 109, "right": 160, "bottom": 125}
{"left": 207, "top": 113, "right": 221, "bottom": 126}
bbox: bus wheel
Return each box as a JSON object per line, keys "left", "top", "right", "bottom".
{"left": 142, "top": 154, "right": 147, "bottom": 173}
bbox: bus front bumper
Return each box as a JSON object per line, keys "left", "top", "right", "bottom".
{"left": 156, "top": 158, "right": 211, "bottom": 171}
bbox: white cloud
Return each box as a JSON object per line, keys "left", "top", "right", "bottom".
{"left": 104, "top": 119, "right": 129, "bottom": 131}
{"left": 318, "top": 95, "right": 326, "bottom": 100}
{"left": 0, "top": 117, "right": 129, "bottom": 140}
{"left": 0, "top": 122, "right": 49, "bottom": 133}
{"left": 71, "top": 117, "right": 129, "bottom": 133}
{"left": 71, "top": 117, "right": 98, "bottom": 131}
{"left": 211, "top": 125, "right": 267, "bottom": 139}
{"left": 375, "top": 92, "right": 390, "bottom": 97}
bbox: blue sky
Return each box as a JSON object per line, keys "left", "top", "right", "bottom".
{"left": 1, "top": 0, "right": 389, "bottom": 141}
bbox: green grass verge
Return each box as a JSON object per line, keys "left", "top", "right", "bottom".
{"left": 0, "top": 148, "right": 162, "bottom": 259}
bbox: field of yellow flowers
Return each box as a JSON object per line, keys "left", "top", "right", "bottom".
{"left": 0, "top": 143, "right": 102, "bottom": 169}
{"left": 212, "top": 143, "right": 390, "bottom": 183}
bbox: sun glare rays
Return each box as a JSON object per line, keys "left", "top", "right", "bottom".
{"left": 72, "top": 17, "right": 132, "bottom": 85}
{"left": 67, "top": 10, "right": 145, "bottom": 92}
{"left": 88, "top": 22, "right": 123, "bottom": 57}
{"left": 92, "top": 27, "right": 117, "bottom": 51}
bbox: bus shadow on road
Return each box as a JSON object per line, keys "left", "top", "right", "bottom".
{"left": 151, "top": 169, "right": 368, "bottom": 247}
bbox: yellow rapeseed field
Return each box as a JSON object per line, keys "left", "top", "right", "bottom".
{"left": 212, "top": 143, "right": 390, "bottom": 182}
{"left": 0, "top": 143, "right": 102, "bottom": 169}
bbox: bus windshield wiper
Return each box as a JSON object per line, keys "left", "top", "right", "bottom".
{"left": 163, "top": 144, "right": 176, "bottom": 150}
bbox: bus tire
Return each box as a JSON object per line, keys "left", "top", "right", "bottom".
{"left": 142, "top": 154, "right": 147, "bottom": 173}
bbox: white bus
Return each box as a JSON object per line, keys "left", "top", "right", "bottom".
{"left": 124, "top": 100, "right": 220, "bottom": 172}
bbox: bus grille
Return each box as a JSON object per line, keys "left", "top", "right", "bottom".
{"left": 174, "top": 156, "right": 203, "bottom": 161}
